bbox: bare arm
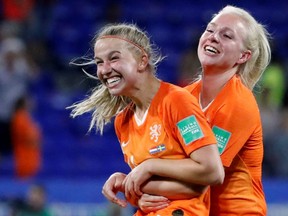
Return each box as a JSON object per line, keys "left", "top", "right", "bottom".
{"left": 141, "top": 176, "right": 207, "bottom": 200}
{"left": 136, "top": 177, "right": 207, "bottom": 214}
{"left": 145, "top": 144, "right": 224, "bottom": 185}
{"left": 123, "top": 144, "right": 224, "bottom": 199}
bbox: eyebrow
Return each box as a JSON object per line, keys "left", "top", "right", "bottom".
{"left": 94, "top": 50, "right": 121, "bottom": 60}
{"left": 208, "top": 22, "right": 216, "bottom": 26}
{"left": 207, "top": 23, "right": 235, "bottom": 34}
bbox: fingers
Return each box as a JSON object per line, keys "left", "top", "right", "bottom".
{"left": 102, "top": 185, "right": 127, "bottom": 208}
{"left": 141, "top": 203, "right": 169, "bottom": 214}
{"left": 102, "top": 180, "right": 117, "bottom": 202}
{"left": 112, "top": 197, "right": 128, "bottom": 208}
{"left": 138, "top": 194, "right": 170, "bottom": 213}
{"left": 124, "top": 178, "right": 138, "bottom": 201}
{"left": 102, "top": 172, "right": 127, "bottom": 208}
{"left": 134, "top": 181, "right": 143, "bottom": 197}
{"left": 123, "top": 172, "right": 143, "bottom": 200}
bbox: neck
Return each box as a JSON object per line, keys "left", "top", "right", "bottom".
{"left": 200, "top": 68, "right": 236, "bottom": 108}
{"left": 132, "top": 76, "right": 161, "bottom": 117}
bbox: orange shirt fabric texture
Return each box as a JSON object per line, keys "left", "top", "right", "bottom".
{"left": 115, "top": 81, "right": 217, "bottom": 216}
{"left": 185, "top": 75, "right": 266, "bottom": 216}
{"left": 11, "top": 109, "right": 41, "bottom": 178}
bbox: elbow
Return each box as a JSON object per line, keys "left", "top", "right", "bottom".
{"left": 201, "top": 162, "right": 224, "bottom": 185}
{"left": 209, "top": 165, "right": 225, "bottom": 185}
{"left": 213, "top": 172, "right": 225, "bottom": 185}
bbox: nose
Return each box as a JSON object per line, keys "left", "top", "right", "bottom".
{"left": 99, "top": 61, "right": 112, "bottom": 75}
{"left": 208, "top": 32, "right": 219, "bottom": 42}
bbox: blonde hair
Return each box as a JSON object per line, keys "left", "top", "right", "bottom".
{"left": 215, "top": 5, "right": 271, "bottom": 90}
{"left": 68, "top": 23, "right": 163, "bottom": 134}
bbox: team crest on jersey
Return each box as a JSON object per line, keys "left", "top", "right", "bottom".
{"left": 212, "top": 126, "right": 231, "bottom": 154}
{"left": 150, "top": 123, "right": 161, "bottom": 142}
{"left": 149, "top": 144, "right": 166, "bottom": 155}
{"left": 177, "top": 115, "right": 204, "bottom": 145}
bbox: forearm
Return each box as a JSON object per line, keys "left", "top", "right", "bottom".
{"left": 144, "top": 145, "right": 224, "bottom": 185}
{"left": 141, "top": 176, "right": 207, "bottom": 200}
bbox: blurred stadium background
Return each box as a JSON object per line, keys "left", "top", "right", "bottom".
{"left": 0, "top": 0, "right": 287, "bottom": 215}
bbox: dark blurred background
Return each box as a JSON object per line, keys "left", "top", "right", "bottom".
{"left": 0, "top": 0, "right": 287, "bottom": 215}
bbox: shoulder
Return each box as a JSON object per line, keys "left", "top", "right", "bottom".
{"left": 216, "top": 76, "right": 260, "bottom": 120}
{"left": 115, "top": 103, "right": 133, "bottom": 125}
{"left": 160, "top": 82, "right": 198, "bottom": 105}
{"left": 184, "top": 80, "right": 200, "bottom": 92}
{"left": 229, "top": 76, "right": 258, "bottom": 109}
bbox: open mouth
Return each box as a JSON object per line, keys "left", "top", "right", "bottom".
{"left": 204, "top": 45, "right": 219, "bottom": 54}
{"left": 105, "top": 76, "right": 121, "bottom": 87}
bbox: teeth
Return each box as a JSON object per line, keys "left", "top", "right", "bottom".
{"left": 106, "top": 77, "right": 120, "bottom": 84}
{"left": 205, "top": 45, "right": 218, "bottom": 53}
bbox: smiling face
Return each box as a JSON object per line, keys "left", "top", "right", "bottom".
{"left": 198, "top": 13, "right": 249, "bottom": 74}
{"left": 94, "top": 38, "right": 141, "bottom": 96}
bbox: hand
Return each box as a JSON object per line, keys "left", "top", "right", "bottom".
{"left": 138, "top": 194, "right": 170, "bottom": 214}
{"left": 102, "top": 172, "right": 127, "bottom": 207}
{"left": 122, "top": 160, "right": 153, "bottom": 200}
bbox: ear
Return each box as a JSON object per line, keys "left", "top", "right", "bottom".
{"left": 138, "top": 54, "right": 149, "bottom": 71}
{"left": 237, "top": 50, "right": 251, "bottom": 64}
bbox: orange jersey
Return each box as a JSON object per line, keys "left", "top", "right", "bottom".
{"left": 115, "top": 81, "right": 217, "bottom": 216}
{"left": 185, "top": 75, "right": 266, "bottom": 215}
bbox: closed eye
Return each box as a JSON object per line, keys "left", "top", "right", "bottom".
{"left": 95, "top": 60, "right": 103, "bottom": 65}
{"left": 111, "top": 57, "right": 119, "bottom": 61}
{"left": 110, "top": 55, "right": 120, "bottom": 61}
{"left": 224, "top": 34, "right": 232, "bottom": 39}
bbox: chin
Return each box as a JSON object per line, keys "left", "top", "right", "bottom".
{"left": 109, "top": 91, "right": 119, "bottom": 96}
{"left": 200, "top": 57, "right": 218, "bottom": 66}
{"left": 108, "top": 89, "right": 122, "bottom": 97}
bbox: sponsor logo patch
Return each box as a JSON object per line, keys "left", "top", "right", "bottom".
{"left": 177, "top": 115, "right": 204, "bottom": 145}
{"left": 212, "top": 126, "right": 231, "bottom": 154}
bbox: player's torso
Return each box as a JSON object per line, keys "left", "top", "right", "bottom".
{"left": 119, "top": 107, "right": 186, "bottom": 169}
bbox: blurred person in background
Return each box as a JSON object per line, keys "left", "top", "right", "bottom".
{"left": 267, "top": 108, "right": 288, "bottom": 177}
{"left": 0, "top": 30, "right": 38, "bottom": 158}
{"left": 177, "top": 40, "right": 201, "bottom": 87}
{"left": 69, "top": 23, "right": 224, "bottom": 215}
{"left": 256, "top": 54, "right": 286, "bottom": 176}
{"left": 1, "top": 0, "right": 35, "bottom": 40}
{"left": 11, "top": 183, "right": 51, "bottom": 216}
{"left": 257, "top": 53, "right": 286, "bottom": 110}
{"left": 11, "top": 95, "right": 42, "bottom": 179}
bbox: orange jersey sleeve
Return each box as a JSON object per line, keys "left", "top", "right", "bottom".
{"left": 185, "top": 75, "right": 266, "bottom": 215}
{"left": 114, "top": 81, "right": 217, "bottom": 216}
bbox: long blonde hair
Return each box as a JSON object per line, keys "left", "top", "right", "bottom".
{"left": 215, "top": 5, "right": 271, "bottom": 90}
{"left": 68, "top": 23, "right": 163, "bottom": 134}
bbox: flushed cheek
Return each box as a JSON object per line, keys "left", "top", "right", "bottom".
{"left": 198, "top": 34, "right": 207, "bottom": 44}
{"left": 111, "top": 62, "right": 126, "bottom": 74}
{"left": 197, "top": 38, "right": 206, "bottom": 53}
{"left": 96, "top": 69, "right": 105, "bottom": 81}
{"left": 197, "top": 46, "right": 210, "bottom": 63}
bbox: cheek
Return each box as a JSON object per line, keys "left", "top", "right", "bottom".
{"left": 197, "top": 36, "right": 205, "bottom": 53}
{"left": 111, "top": 61, "right": 122, "bottom": 70}
{"left": 226, "top": 47, "right": 241, "bottom": 60}
{"left": 96, "top": 67, "right": 106, "bottom": 82}
{"left": 119, "top": 60, "right": 138, "bottom": 75}
{"left": 96, "top": 68, "right": 101, "bottom": 78}
{"left": 199, "top": 32, "right": 208, "bottom": 42}
{"left": 197, "top": 44, "right": 205, "bottom": 63}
